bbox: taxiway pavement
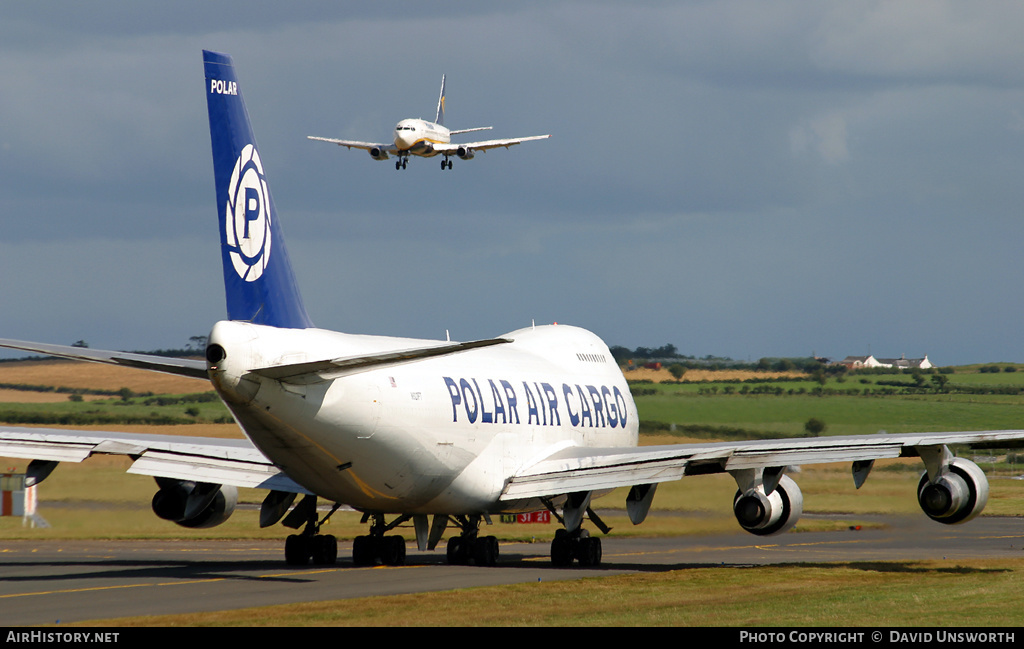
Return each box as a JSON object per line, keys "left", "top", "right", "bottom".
{"left": 2, "top": 514, "right": 1022, "bottom": 625}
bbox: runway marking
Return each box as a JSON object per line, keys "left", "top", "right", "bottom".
{"left": 0, "top": 583, "right": 153, "bottom": 599}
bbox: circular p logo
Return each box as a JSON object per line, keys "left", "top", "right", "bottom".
{"left": 225, "top": 144, "right": 272, "bottom": 282}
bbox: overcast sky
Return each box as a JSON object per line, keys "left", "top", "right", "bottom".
{"left": 2, "top": 2, "right": 1023, "bottom": 365}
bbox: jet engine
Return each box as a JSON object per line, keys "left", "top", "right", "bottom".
{"left": 369, "top": 147, "right": 390, "bottom": 160}
{"left": 732, "top": 474, "right": 803, "bottom": 536}
{"left": 151, "top": 478, "right": 238, "bottom": 529}
{"left": 917, "top": 457, "right": 988, "bottom": 525}
{"left": 456, "top": 146, "right": 475, "bottom": 160}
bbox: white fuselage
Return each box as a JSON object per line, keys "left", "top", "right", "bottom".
{"left": 393, "top": 118, "right": 450, "bottom": 157}
{"left": 207, "top": 321, "right": 638, "bottom": 515}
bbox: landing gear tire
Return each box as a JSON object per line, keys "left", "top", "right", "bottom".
{"left": 352, "top": 534, "right": 407, "bottom": 566}
{"left": 550, "top": 529, "right": 601, "bottom": 567}
{"left": 474, "top": 535, "right": 499, "bottom": 566}
{"left": 446, "top": 537, "right": 468, "bottom": 565}
{"left": 352, "top": 535, "right": 374, "bottom": 566}
{"left": 285, "top": 533, "right": 338, "bottom": 566}
{"left": 551, "top": 529, "right": 573, "bottom": 567}
{"left": 285, "top": 534, "right": 308, "bottom": 565}
{"left": 311, "top": 534, "right": 338, "bottom": 565}
{"left": 381, "top": 535, "right": 406, "bottom": 566}
{"left": 446, "top": 534, "right": 498, "bottom": 566}
{"left": 578, "top": 536, "right": 602, "bottom": 567}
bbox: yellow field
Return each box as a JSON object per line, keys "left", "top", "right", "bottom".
{"left": 0, "top": 359, "right": 209, "bottom": 394}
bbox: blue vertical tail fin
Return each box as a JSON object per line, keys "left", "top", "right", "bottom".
{"left": 203, "top": 50, "right": 313, "bottom": 329}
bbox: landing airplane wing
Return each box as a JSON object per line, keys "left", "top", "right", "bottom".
{"left": 0, "top": 427, "right": 308, "bottom": 493}
{"left": 448, "top": 126, "right": 492, "bottom": 136}
{"left": 502, "top": 429, "right": 1024, "bottom": 500}
{"left": 306, "top": 135, "right": 397, "bottom": 154}
{"left": 434, "top": 134, "right": 551, "bottom": 154}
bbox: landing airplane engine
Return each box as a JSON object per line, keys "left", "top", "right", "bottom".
{"left": 917, "top": 457, "right": 989, "bottom": 524}
{"left": 732, "top": 474, "right": 803, "bottom": 536}
{"left": 369, "top": 146, "right": 390, "bottom": 160}
{"left": 456, "top": 146, "right": 475, "bottom": 160}
{"left": 151, "top": 478, "right": 238, "bottom": 529}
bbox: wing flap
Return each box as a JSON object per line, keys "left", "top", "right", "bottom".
{"left": 307, "top": 136, "right": 392, "bottom": 152}
{"left": 0, "top": 427, "right": 308, "bottom": 493}
{"left": 434, "top": 134, "right": 551, "bottom": 153}
{"left": 128, "top": 451, "right": 306, "bottom": 491}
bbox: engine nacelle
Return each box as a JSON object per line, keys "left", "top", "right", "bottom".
{"left": 369, "top": 147, "right": 389, "bottom": 161}
{"left": 151, "top": 479, "right": 238, "bottom": 529}
{"left": 917, "top": 457, "right": 988, "bottom": 525}
{"left": 733, "top": 474, "right": 803, "bottom": 536}
{"left": 456, "top": 146, "right": 475, "bottom": 160}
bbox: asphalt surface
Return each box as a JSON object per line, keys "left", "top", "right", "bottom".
{"left": 2, "top": 514, "right": 1023, "bottom": 625}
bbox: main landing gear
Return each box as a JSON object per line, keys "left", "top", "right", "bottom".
{"left": 545, "top": 492, "right": 609, "bottom": 568}
{"left": 352, "top": 513, "right": 409, "bottom": 566}
{"left": 443, "top": 515, "right": 499, "bottom": 566}
{"left": 281, "top": 495, "right": 341, "bottom": 566}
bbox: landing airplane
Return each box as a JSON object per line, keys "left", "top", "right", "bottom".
{"left": 307, "top": 74, "right": 550, "bottom": 170}
{"left": 2, "top": 51, "right": 1023, "bottom": 569}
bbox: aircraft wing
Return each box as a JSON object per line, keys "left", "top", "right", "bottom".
{"left": 307, "top": 135, "right": 396, "bottom": 154}
{"left": 434, "top": 134, "right": 551, "bottom": 154}
{"left": 0, "top": 426, "right": 308, "bottom": 493}
{"left": 0, "top": 338, "right": 206, "bottom": 379}
{"left": 500, "top": 429, "right": 1024, "bottom": 500}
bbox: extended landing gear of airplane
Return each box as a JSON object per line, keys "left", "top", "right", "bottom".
{"left": 441, "top": 157, "right": 453, "bottom": 170}
{"left": 352, "top": 512, "right": 409, "bottom": 566}
{"left": 550, "top": 528, "right": 602, "bottom": 567}
{"left": 544, "top": 492, "right": 610, "bottom": 568}
{"left": 280, "top": 495, "right": 341, "bottom": 566}
{"left": 443, "top": 515, "right": 499, "bottom": 566}
{"left": 395, "top": 157, "right": 408, "bottom": 170}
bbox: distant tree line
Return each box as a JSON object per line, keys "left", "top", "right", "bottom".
{"left": 610, "top": 344, "right": 826, "bottom": 372}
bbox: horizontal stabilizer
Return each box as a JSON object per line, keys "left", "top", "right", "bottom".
{"left": 252, "top": 337, "right": 513, "bottom": 383}
{"left": 0, "top": 339, "right": 207, "bottom": 380}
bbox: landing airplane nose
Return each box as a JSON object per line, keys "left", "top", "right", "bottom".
{"left": 393, "top": 125, "right": 414, "bottom": 150}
